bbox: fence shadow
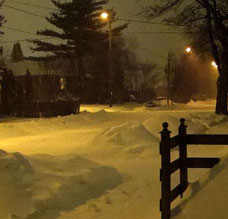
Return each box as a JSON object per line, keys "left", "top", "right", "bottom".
{"left": 171, "top": 155, "right": 228, "bottom": 217}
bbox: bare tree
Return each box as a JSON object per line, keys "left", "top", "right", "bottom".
{"left": 142, "top": 0, "right": 228, "bottom": 114}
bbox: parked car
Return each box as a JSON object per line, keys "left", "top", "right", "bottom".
{"left": 144, "top": 99, "right": 161, "bottom": 107}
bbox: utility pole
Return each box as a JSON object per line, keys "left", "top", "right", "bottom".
{"left": 166, "top": 52, "right": 171, "bottom": 106}
{"left": 101, "top": 12, "right": 113, "bottom": 107}
{"left": 108, "top": 17, "right": 113, "bottom": 107}
{"left": 165, "top": 52, "right": 175, "bottom": 106}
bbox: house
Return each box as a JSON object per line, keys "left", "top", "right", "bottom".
{"left": 1, "top": 60, "right": 80, "bottom": 117}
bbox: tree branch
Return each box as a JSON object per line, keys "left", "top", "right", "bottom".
{"left": 143, "top": 0, "right": 183, "bottom": 19}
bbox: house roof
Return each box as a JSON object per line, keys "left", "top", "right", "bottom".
{"left": 5, "top": 60, "right": 76, "bottom": 76}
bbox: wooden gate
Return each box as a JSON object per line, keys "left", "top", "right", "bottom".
{"left": 159, "top": 118, "right": 228, "bottom": 219}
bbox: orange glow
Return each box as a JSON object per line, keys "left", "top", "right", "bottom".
{"left": 211, "top": 61, "right": 218, "bottom": 69}
{"left": 100, "top": 12, "right": 109, "bottom": 20}
{"left": 185, "top": 47, "right": 192, "bottom": 53}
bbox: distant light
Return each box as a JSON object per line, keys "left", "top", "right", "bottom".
{"left": 211, "top": 61, "right": 218, "bottom": 69}
{"left": 100, "top": 12, "right": 109, "bottom": 20}
{"left": 185, "top": 47, "right": 192, "bottom": 53}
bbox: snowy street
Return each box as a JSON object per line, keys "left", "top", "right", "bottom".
{"left": 0, "top": 101, "right": 228, "bottom": 219}
{"left": 1, "top": 0, "right": 227, "bottom": 218}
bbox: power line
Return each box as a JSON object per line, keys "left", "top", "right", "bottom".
{"left": 2, "top": 4, "right": 45, "bottom": 18}
{"left": 0, "top": 3, "right": 186, "bottom": 43}
{"left": 0, "top": 39, "right": 29, "bottom": 44}
{"left": 0, "top": 37, "right": 59, "bottom": 44}
{"left": 2, "top": 24, "right": 185, "bottom": 38}
{"left": 117, "top": 18, "right": 168, "bottom": 26}
{"left": 0, "top": 26, "right": 61, "bottom": 43}
{"left": 0, "top": 31, "right": 185, "bottom": 44}
{"left": 10, "top": 0, "right": 56, "bottom": 11}
{"left": 2, "top": 26, "right": 37, "bottom": 35}
{"left": 2, "top": 5, "right": 105, "bottom": 33}
{"left": 2, "top": 22, "right": 101, "bottom": 36}
{"left": 0, "top": 25, "right": 186, "bottom": 44}
{"left": 4, "top": 2, "right": 174, "bottom": 27}
{"left": 124, "top": 31, "right": 185, "bottom": 34}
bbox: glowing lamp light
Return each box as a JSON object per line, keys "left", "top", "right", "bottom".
{"left": 185, "top": 47, "right": 192, "bottom": 53}
{"left": 211, "top": 61, "right": 218, "bottom": 69}
{"left": 100, "top": 12, "right": 109, "bottom": 20}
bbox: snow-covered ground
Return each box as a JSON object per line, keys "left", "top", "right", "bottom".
{"left": 0, "top": 100, "right": 228, "bottom": 219}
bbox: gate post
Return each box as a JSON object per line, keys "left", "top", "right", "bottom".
{"left": 179, "top": 118, "right": 188, "bottom": 195}
{"left": 160, "top": 122, "right": 171, "bottom": 219}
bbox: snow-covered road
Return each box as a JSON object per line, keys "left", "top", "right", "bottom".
{"left": 0, "top": 101, "right": 227, "bottom": 218}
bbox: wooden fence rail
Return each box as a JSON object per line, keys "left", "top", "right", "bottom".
{"left": 159, "top": 118, "right": 227, "bottom": 219}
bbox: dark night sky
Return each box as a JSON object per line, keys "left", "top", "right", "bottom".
{"left": 1, "top": 0, "right": 188, "bottom": 69}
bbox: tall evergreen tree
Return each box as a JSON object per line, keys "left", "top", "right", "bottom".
{"left": 11, "top": 43, "right": 24, "bottom": 62}
{"left": 30, "top": 0, "right": 127, "bottom": 103}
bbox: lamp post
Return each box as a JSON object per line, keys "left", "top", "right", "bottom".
{"left": 101, "top": 12, "right": 113, "bottom": 107}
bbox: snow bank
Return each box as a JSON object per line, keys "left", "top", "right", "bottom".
{"left": 187, "top": 100, "right": 216, "bottom": 108}
{"left": 100, "top": 122, "right": 158, "bottom": 145}
{"left": 0, "top": 150, "right": 34, "bottom": 218}
{"left": 0, "top": 151, "right": 122, "bottom": 219}
{"left": 90, "top": 120, "right": 159, "bottom": 159}
{"left": 143, "top": 114, "right": 207, "bottom": 139}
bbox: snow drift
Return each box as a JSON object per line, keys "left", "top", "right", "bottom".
{"left": 0, "top": 151, "right": 122, "bottom": 219}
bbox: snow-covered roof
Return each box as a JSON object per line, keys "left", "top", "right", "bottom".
{"left": 6, "top": 60, "right": 49, "bottom": 76}
{"left": 5, "top": 60, "right": 74, "bottom": 76}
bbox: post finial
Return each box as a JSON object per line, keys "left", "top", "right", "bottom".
{"left": 160, "top": 122, "right": 171, "bottom": 134}
{"left": 160, "top": 122, "right": 171, "bottom": 141}
{"left": 180, "top": 118, "right": 185, "bottom": 124}
{"left": 179, "top": 118, "right": 187, "bottom": 135}
{"left": 162, "top": 122, "right": 169, "bottom": 130}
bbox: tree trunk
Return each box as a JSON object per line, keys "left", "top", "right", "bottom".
{"left": 216, "top": 74, "right": 228, "bottom": 115}
{"left": 76, "top": 53, "right": 86, "bottom": 104}
{"left": 205, "top": 10, "right": 228, "bottom": 115}
{"left": 216, "top": 50, "right": 228, "bottom": 115}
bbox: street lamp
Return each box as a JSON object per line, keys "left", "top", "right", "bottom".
{"left": 101, "top": 12, "right": 109, "bottom": 20}
{"left": 185, "top": 46, "right": 192, "bottom": 54}
{"left": 100, "top": 11, "right": 113, "bottom": 107}
{"left": 211, "top": 61, "right": 218, "bottom": 69}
